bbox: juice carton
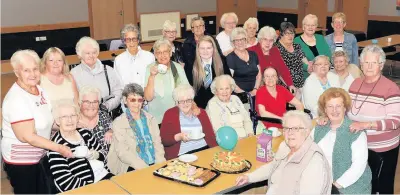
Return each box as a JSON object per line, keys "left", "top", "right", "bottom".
{"left": 256, "top": 129, "right": 273, "bottom": 162}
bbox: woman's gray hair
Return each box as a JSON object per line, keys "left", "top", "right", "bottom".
{"left": 210, "top": 75, "right": 236, "bottom": 94}
{"left": 257, "top": 26, "right": 277, "bottom": 41}
{"left": 279, "top": 22, "right": 295, "bottom": 38}
{"left": 243, "top": 17, "right": 259, "bottom": 31}
{"left": 10, "top": 49, "right": 40, "bottom": 70}
{"left": 220, "top": 12, "right": 238, "bottom": 28}
{"left": 230, "top": 27, "right": 247, "bottom": 42}
{"left": 282, "top": 110, "right": 313, "bottom": 130}
{"left": 52, "top": 99, "right": 80, "bottom": 119}
{"left": 75, "top": 36, "right": 100, "bottom": 57}
{"left": 302, "top": 14, "right": 318, "bottom": 26}
{"left": 120, "top": 23, "right": 141, "bottom": 43}
{"left": 172, "top": 84, "right": 195, "bottom": 101}
{"left": 152, "top": 38, "right": 173, "bottom": 54}
{"left": 313, "top": 55, "right": 331, "bottom": 65}
{"left": 359, "top": 44, "right": 386, "bottom": 65}
{"left": 191, "top": 16, "right": 205, "bottom": 27}
{"left": 79, "top": 85, "right": 101, "bottom": 103}
{"left": 122, "top": 83, "right": 144, "bottom": 98}
{"left": 163, "top": 20, "right": 177, "bottom": 31}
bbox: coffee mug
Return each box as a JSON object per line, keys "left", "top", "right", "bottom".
{"left": 74, "top": 146, "right": 89, "bottom": 158}
{"left": 158, "top": 64, "right": 168, "bottom": 74}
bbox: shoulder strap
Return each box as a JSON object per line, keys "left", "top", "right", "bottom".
{"left": 103, "top": 64, "right": 111, "bottom": 95}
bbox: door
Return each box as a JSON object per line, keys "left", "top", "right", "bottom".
{"left": 342, "top": 0, "right": 369, "bottom": 32}
{"left": 298, "top": 0, "right": 328, "bottom": 29}
{"left": 217, "top": 0, "right": 257, "bottom": 33}
{"left": 89, "top": 0, "right": 137, "bottom": 40}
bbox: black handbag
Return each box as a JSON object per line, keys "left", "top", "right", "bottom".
{"left": 103, "top": 64, "right": 123, "bottom": 120}
{"left": 234, "top": 92, "right": 249, "bottom": 104}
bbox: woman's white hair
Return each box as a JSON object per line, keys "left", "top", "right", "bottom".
{"left": 302, "top": 14, "right": 318, "bottom": 26}
{"left": 75, "top": 36, "right": 100, "bottom": 57}
{"left": 257, "top": 26, "right": 277, "bottom": 41}
{"left": 172, "top": 84, "right": 195, "bottom": 101}
{"left": 10, "top": 49, "right": 40, "bottom": 70}
{"left": 79, "top": 85, "right": 101, "bottom": 103}
{"left": 359, "top": 44, "right": 386, "bottom": 65}
{"left": 282, "top": 110, "right": 313, "bottom": 130}
{"left": 120, "top": 23, "right": 141, "bottom": 42}
{"left": 313, "top": 55, "right": 330, "bottom": 65}
{"left": 153, "top": 38, "right": 173, "bottom": 54}
{"left": 52, "top": 99, "right": 80, "bottom": 119}
{"left": 220, "top": 12, "right": 238, "bottom": 28}
{"left": 210, "top": 75, "right": 236, "bottom": 94}
{"left": 243, "top": 17, "right": 259, "bottom": 31}
{"left": 163, "top": 20, "right": 177, "bottom": 31}
{"left": 230, "top": 27, "right": 247, "bottom": 42}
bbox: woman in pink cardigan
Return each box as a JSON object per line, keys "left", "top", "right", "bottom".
{"left": 160, "top": 84, "right": 217, "bottom": 160}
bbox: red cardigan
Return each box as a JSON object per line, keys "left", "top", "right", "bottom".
{"left": 248, "top": 43, "right": 294, "bottom": 86}
{"left": 160, "top": 106, "right": 218, "bottom": 160}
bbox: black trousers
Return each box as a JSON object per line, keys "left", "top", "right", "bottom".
{"left": 4, "top": 162, "right": 43, "bottom": 194}
{"left": 368, "top": 146, "right": 399, "bottom": 194}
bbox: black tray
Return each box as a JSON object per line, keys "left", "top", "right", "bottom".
{"left": 153, "top": 164, "right": 221, "bottom": 187}
{"left": 210, "top": 160, "right": 252, "bottom": 174}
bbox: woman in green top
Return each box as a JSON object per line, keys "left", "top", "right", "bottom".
{"left": 144, "top": 38, "right": 189, "bottom": 125}
{"left": 294, "top": 14, "right": 331, "bottom": 80}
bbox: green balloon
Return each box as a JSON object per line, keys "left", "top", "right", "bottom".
{"left": 216, "top": 126, "right": 238, "bottom": 151}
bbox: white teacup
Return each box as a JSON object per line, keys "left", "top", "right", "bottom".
{"left": 158, "top": 64, "right": 168, "bottom": 74}
{"left": 191, "top": 131, "right": 201, "bottom": 139}
{"left": 74, "top": 146, "right": 89, "bottom": 158}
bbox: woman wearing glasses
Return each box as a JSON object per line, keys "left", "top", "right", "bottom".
{"left": 49, "top": 99, "right": 112, "bottom": 192}
{"left": 294, "top": 14, "right": 331, "bottom": 80}
{"left": 77, "top": 86, "right": 113, "bottom": 155}
{"left": 108, "top": 83, "right": 166, "bottom": 175}
{"left": 236, "top": 110, "right": 332, "bottom": 194}
{"left": 114, "top": 24, "right": 155, "bottom": 88}
{"left": 206, "top": 75, "right": 253, "bottom": 139}
{"left": 302, "top": 55, "right": 340, "bottom": 118}
{"left": 160, "top": 85, "right": 217, "bottom": 160}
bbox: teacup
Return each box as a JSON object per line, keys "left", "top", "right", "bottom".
{"left": 158, "top": 64, "right": 168, "bottom": 74}
{"left": 74, "top": 146, "right": 89, "bottom": 158}
{"left": 190, "top": 129, "right": 202, "bottom": 139}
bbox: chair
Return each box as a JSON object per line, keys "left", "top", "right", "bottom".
{"left": 386, "top": 53, "right": 400, "bottom": 78}
{"left": 37, "top": 154, "right": 57, "bottom": 194}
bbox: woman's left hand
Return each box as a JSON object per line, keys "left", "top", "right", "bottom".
{"left": 104, "top": 130, "right": 113, "bottom": 144}
{"left": 250, "top": 89, "right": 257, "bottom": 96}
{"left": 349, "top": 122, "right": 367, "bottom": 133}
{"left": 307, "top": 61, "right": 313, "bottom": 73}
{"left": 191, "top": 102, "right": 201, "bottom": 116}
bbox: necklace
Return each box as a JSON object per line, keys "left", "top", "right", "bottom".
{"left": 351, "top": 76, "right": 381, "bottom": 116}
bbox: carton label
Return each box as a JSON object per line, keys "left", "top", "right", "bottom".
{"left": 257, "top": 147, "right": 266, "bottom": 158}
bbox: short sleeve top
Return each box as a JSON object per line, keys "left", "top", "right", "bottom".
{"left": 226, "top": 51, "right": 259, "bottom": 92}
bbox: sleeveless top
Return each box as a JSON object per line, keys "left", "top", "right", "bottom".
{"left": 40, "top": 75, "right": 75, "bottom": 105}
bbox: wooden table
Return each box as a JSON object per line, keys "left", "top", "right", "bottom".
{"left": 111, "top": 135, "right": 284, "bottom": 194}
{"left": 358, "top": 34, "right": 400, "bottom": 48}
{"left": 61, "top": 180, "right": 128, "bottom": 194}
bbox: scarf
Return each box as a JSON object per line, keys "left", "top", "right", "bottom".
{"left": 125, "top": 108, "right": 155, "bottom": 165}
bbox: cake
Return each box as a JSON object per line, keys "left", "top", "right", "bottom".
{"left": 211, "top": 151, "right": 247, "bottom": 172}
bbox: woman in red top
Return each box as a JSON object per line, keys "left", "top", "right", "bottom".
{"left": 256, "top": 67, "right": 304, "bottom": 128}
{"left": 248, "top": 26, "right": 296, "bottom": 93}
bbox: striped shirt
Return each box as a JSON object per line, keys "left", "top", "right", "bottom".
{"left": 178, "top": 112, "right": 207, "bottom": 155}
{"left": 48, "top": 128, "right": 108, "bottom": 192}
{"left": 335, "top": 42, "right": 344, "bottom": 51}
{"left": 348, "top": 76, "right": 400, "bottom": 152}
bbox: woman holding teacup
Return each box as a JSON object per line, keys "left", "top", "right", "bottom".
{"left": 48, "top": 99, "right": 112, "bottom": 192}
{"left": 144, "top": 38, "right": 189, "bottom": 125}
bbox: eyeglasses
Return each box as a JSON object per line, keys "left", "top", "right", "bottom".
{"left": 124, "top": 37, "right": 138, "bottom": 43}
{"left": 81, "top": 100, "right": 99, "bottom": 106}
{"left": 314, "top": 63, "right": 330, "bottom": 67}
{"left": 226, "top": 106, "right": 240, "bottom": 115}
{"left": 233, "top": 38, "right": 247, "bottom": 43}
{"left": 59, "top": 114, "right": 78, "bottom": 121}
{"left": 192, "top": 25, "right": 204, "bottom": 29}
{"left": 155, "top": 50, "right": 171, "bottom": 56}
{"left": 282, "top": 126, "right": 306, "bottom": 133}
{"left": 283, "top": 31, "right": 295, "bottom": 36}
{"left": 177, "top": 99, "right": 193, "bottom": 104}
{"left": 164, "top": 30, "right": 177, "bottom": 34}
{"left": 127, "top": 98, "right": 144, "bottom": 103}
{"left": 225, "top": 22, "right": 236, "bottom": 26}
{"left": 333, "top": 21, "right": 345, "bottom": 25}
{"left": 326, "top": 104, "right": 344, "bottom": 111}
{"left": 304, "top": 24, "right": 317, "bottom": 28}
{"left": 259, "top": 38, "right": 275, "bottom": 43}
{"left": 362, "top": 62, "right": 382, "bottom": 67}
{"left": 264, "top": 75, "right": 277, "bottom": 79}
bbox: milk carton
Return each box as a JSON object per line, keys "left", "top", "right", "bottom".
{"left": 256, "top": 129, "right": 273, "bottom": 162}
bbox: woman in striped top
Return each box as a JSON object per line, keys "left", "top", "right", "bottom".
{"left": 347, "top": 45, "right": 400, "bottom": 194}
{"left": 48, "top": 99, "right": 112, "bottom": 192}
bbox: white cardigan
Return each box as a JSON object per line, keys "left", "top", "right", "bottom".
{"left": 302, "top": 72, "right": 340, "bottom": 118}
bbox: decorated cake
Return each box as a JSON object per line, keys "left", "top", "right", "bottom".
{"left": 211, "top": 151, "right": 247, "bottom": 172}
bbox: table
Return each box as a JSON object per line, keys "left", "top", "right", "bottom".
{"left": 61, "top": 180, "right": 128, "bottom": 194}
{"left": 358, "top": 34, "right": 400, "bottom": 48}
{"left": 111, "top": 135, "right": 284, "bottom": 194}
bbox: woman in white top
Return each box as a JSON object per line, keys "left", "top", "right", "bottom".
{"left": 216, "top": 12, "right": 238, "bottom": 56}
{"left": 302, "top": 55, "right": 340, "bottom": 118}
{"left": 114, "top": 24, "right": 155, "bottom": 88}
{"left": 331, "top": 50, "right": 362, "bottom": 91}
{"left": 206, "top": 75, "right": 253, "bottom": 138}
{"left": 2, "top": 50, "right": 73, "bottom": 194}
{"left": 244, "top": 17, "right": 259, "bottom": 48}
{"left": 40, "top": 47, "right": 79, "bottom": 105}
{"left": 311, "top": 88, "right": 371, "bottom": 194}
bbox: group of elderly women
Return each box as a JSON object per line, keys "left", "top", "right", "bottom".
{"left": 2, "top": 10, "right": 399, "bottom": 195}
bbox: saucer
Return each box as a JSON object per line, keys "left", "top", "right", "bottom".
{"left": 178, "top": 154, "right": 198, "bottom": 163}
{"left": 190, "top": 133, "right": 205, "bottom": 140}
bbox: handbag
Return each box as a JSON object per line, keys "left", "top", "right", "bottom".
{"left": 234, "top": 92, "right": 249, "bottom": 104}
{"left": 102, "top": 64, "right": 123, "bottom": 120}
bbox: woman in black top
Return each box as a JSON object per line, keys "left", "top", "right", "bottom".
{"left": 226, "top": 27, "right": 261, "bottom": 98}
{"left": 191, "top": 35, "right": 231, "bottom": 108}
